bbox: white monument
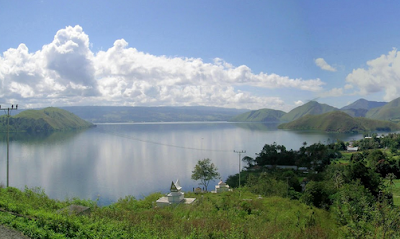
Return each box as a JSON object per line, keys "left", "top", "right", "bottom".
{"left": 156, "top": 179, "right": 196, "bottom": 207}
{"left": 212, "top": 179, "right": 231, "bottom": 193}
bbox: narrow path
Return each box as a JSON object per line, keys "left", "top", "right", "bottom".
{"left": 0, "top": 224, "right": 29, "bottom": 239}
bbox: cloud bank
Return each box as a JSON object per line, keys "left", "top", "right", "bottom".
{"left": 315, "top": 58, "right": 337, "bottom": 72}
{"left": 0, "top": 25, "right": 325, "bottom": 110}
{"left": 346, "top": 48, "right": 400, "bottom": 101}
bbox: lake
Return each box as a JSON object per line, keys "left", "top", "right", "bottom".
{"left": 0, "top": 122, "right": 364, "bottom": 205}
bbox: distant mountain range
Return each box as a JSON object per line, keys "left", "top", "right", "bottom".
{"left": 8, "top": 97, "right": 400, "bottom": 133}
{"left": 341, "top": 98, "right": 387, "bottom": 110}
{"left": 59, "top": 106, "right": 249, "bottom": 123}
{"left": 341, "top": 98, "right": 387, "bottom": 117}
{"left": 230, "top": 97, "right": 400, "bottom": 133}
{"left": 278, "top": 111, "right": 400, "bottom": 133}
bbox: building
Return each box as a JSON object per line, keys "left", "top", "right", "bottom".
{"left": 346, "top": 146, "right": 359, "bottom": 152}
{"left": 212, "top": 179, "right": 231, "bottom": 193}
{"left": 156, "top": 179, "right": 196, "bottom": 207}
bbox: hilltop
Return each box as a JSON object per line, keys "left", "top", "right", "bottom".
{"left": 229, "top": 101, "right": 339, "bottom": 124}
{"left": 279, "top": 101, "right": 338, "bottom": 122}
{"left": 0, "top": 107, "right": 94, "bottom": 132}
{"left": 341, "top": 98, "right": 387, "bottom": 110}
{"left": 341, "top": 98, "right": 387, "bottom": 117}
{"left": 278, "top": 111, "right": 400, "bottom": 133}
{"left": 366, "top": 97, "right": 400, "bottom": 122}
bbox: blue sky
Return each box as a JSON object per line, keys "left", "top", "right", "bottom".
{"left": 1, "top": 0, "right": 400, "bottom": 111}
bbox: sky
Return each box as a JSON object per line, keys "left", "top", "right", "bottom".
{"left": 1, "top": 1, "right": 400, "bottom": 112}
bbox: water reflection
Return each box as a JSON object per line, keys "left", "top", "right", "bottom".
{"left": 0, "top": 123, "right": 365, "bottom": 205}
{"left": 0, "top": 129, "right": 90, "bottom": 144}
{"left": 233, "top": 122, "right": 281, "bottom": 131}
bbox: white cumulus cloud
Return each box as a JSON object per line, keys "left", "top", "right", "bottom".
{"left": 319, "top": 88, "right": 344, "bottom": 98}
{"left": 294, "top": 100, "right": 304, "bottom": 106}
{"left": 315, "top": 58, "right": 337, "bottom": 72}
{"left": 346, "top": 48, "right": 400, "bottom": 101}
{"left": 0, "top": 25, "right": 326, "bottom": 110}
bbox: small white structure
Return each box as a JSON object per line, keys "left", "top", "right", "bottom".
{"left": 212, "top": 179, "right": 231, "bottom": 193}
{"left": 347, "top": 146, "right": 359, "bottom": 152}
{"left": 156, "top": 179, "right": 196, "bottom": 207}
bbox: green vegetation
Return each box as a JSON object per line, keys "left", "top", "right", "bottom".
{"left": 280, "top": 101, "right": 338, "bottom": 122}
{"left": 340, "top": 108, "right": 369, "bottom": 117}
{"left": 366, "top": 97, "right": 400, "bottom": 122}
{"left": 0, "top": 107, "right": 94, "bottom": 132}
{"left": 229, "top": 108, "right": 285, "bottom": 122}
{"left": 0, "top": 186, "right": 342, "bottom": 238}
{"left": 278, "top": 111, "right": 400, "bottom": 133}
{"left": 4, "top": 130, "right": 400, "bottom": 238}
{"left": 191, "top": 158, "right": 220, "bottom": 191}
{"left": 225, "top": 134, "right": 400, "bottom": 238}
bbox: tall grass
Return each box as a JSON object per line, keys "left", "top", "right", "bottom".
{"left": 0, "top": 187, "right": 343, "bottom": 238}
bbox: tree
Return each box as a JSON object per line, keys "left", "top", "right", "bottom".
{"left": 191, "top": 158, "right": 220, "bottom": 191}
{"left": 255, "top": 143, "right": 289, "bottom": 167}
{"left": 346, "top": 156, "right": 382, "bottom": 196}
{"left": 242, "top": 156, "right": 255, "bottom": 169}
{"left": 386, "top": 173, "right": 396, "bottom": 192}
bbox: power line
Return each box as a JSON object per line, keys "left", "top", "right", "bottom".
{"left": 97, "top": 129, "right": 233, "bottom": 153}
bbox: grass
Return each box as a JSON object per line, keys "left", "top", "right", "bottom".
{"left": 389, "top": 179, "right": 400, "bottom": 206}
{"left": 0, "top": 186, "right": 344, "bottom": 238}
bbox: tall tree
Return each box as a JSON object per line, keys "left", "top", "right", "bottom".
{"left": 191, "top": 158, "right": 220, "bottom": 191}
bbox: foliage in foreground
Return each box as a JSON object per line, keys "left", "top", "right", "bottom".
{"left": 0, "top": 186, "right": 341, "bottom": 238}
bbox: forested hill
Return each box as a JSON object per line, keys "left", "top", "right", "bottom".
{"left": 229, "top": 108, "right": 285, "bottom": 122}
{"left": 59, "top": 106, "right": 249, "bottom": 123}
{"left": 278, "top": 111, "right": 400, "bottom": 133}
{"left": 366, "top": 97, "right": 400, "bottom": 122}
{"left": 0, "top": 107, "right": 94, "bottom": 132}
{"left": 279, "top": 101, "right": 338, "bottom": 122}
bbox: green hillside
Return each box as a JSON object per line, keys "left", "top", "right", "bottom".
{"left": 280, "top": 101, "right": 338, "bottom": 122}
{"left": 0, "top": 107, "right": 94, "bottom": 132}
{"left": 366, "top": 97, "right": 400, "bottom": 122}
{"left": 341, "top": 108, "right": 369, "bottom": 117}
{"left": 278, "top": 111, "right": 400, "bottom": 133}
{"left": 229, "top": 108, "right": 286, "bottom": 122}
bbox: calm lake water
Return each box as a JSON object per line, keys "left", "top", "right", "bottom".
{"left": 0, "top": 122, "right": 364, "bottom": 205}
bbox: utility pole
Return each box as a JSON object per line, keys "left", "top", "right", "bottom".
{"left": 233, "top": 150, "right": 246, "bottom": 188}
{"left": 1, "top": 104, "right": 18, "bottom": 187}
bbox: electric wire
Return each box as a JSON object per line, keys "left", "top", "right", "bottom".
{"left": 97, "top": 129, "right": 233, "bottom": 152}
